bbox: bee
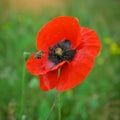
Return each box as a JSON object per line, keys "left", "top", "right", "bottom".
{"left": 34, "top": 50, "right": 44, "bottom": 59}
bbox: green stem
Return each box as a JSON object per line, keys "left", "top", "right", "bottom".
{"left": 58, "top": 69, "right": 61, "bottom": 120}
{"left": 20, "top": 60, "right": 26, "bottom": 119}
{"left": 45, "top": 91, "right": 58, "bottom": 120}
{"left": 58, "top": 93, "right": 61, "bottom": 120}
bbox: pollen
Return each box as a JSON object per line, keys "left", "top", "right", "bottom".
{"left": 55, "top": 48, "right": 63, "bottom": 56}
{"left": 48, "top": 40, "right": 76, "bottom": 65}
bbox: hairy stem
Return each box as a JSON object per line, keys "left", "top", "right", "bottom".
{"left": 58, "top": 92, "right": 61, "bottom": 120}
{"left": 45, "top": 91, "right": 58, "bottom": 120}
{"left": 20, "top": 60, "right": 26, "bottom": 120}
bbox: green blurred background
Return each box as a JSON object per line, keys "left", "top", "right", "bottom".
{"left": 0, "top": 0, "right": 120, "bottom": 120}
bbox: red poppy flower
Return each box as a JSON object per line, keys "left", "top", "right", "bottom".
{"left": 26, "top": 16, "right": 101, "bottom": 92}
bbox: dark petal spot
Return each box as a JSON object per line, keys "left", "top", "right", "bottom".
{"left": 48, "top": 40, "right": 76, "bottom": 65}
{"left": 58, "top": 40, "right": 70, "bottom": 50}
{"left": 63, "top": 50, "right": 76, "bottom": 61}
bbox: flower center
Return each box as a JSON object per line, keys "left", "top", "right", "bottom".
{"left": 55, "top": 48, "right": 63, "bottom": 56}
{"left": 48, "top": 40, "right": 76, "bottom": 65}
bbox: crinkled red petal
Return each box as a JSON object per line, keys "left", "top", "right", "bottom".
{"left": 26, "top": 53, "right": 67, "bottom": 75}
{"left": 57, "top": 50, "right": 94, "bottom": 92}
{"left": 26, "top": 54, "right": 53, "bottom": 75}
{"left": 51, "top": 60, "right": 69, "bottom": 71}
{"left": 79, "top": 27, "right": 101, "bottom": 57}
{"left": 39, "top": 70, "right": 58, "bottom": 91}
{"left": 36, "top": 16, "right": 81, "bottom": 51}
{"left": 57, "top": 28, "right": 101, "bottom": 92}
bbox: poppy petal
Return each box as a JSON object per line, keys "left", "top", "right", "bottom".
{"left": 26, "top": 54, "right": 67, "bottom": 75}
{"left": 57, "top": 50, "right": 94, "bottom": 92}
{"left": 36, "top": 16, "right": 81, "bottom": 51}
{"left": 39, "top": 71, "right": 58, "bottom": 91}
{"left": 26, "top": 54, "right": 54, "bottom": 75}
{"left": 79, "top": 27, "right": 101, "bottom": 57}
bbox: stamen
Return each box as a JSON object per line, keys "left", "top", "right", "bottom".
{"left": 48, "top": 40, "right": 76, "bottom": 65}
{"left": 55, "top": 48, "right": 63, "bottom": 56}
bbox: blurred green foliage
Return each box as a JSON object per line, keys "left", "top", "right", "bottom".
{"left": 0, "top": 0, "right": 120, "bottom": 120}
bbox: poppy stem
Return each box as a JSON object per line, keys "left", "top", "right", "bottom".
{"left": 45, "top": 91, "right": 58, "bottom": 120}
{"left": 20, "top": 59, "right": 26, "bottom": 120}
{"left": 58, "top": 92, "right": 61, "bottom": 120}
{"left": 58, "top": 69, "right": 61, "bottom": 120}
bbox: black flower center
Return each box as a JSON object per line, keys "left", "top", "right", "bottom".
{"left": 48, "top": 40, "right": 76, "bottom": 65}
